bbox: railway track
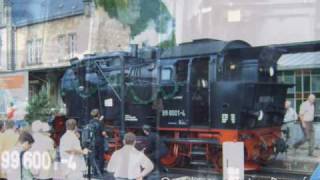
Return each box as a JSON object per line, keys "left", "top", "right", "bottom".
{"left": 162, "top": 167, "right": 311, "bottom": 180}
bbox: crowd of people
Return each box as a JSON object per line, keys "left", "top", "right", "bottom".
{"left": 0, "top": 120, "right": 54, "bottom": 180}
{"left": 0, "top": 108, "right": 163, "bottom": 180}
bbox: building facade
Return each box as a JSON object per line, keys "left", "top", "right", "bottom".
{"left": 0, "top": 0, "right": 130, "bottom": 118}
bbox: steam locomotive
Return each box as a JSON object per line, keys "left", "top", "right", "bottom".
{"left": 60, "top": 39, "right": 319, "bottom": 170}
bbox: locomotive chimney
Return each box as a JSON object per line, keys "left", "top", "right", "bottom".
{"left": 129, "top": 44, "right": 138, "bottom": 58}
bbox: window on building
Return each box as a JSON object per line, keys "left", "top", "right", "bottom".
{"left": 57, "top": 35, "right": 66, "bottom": 61}
{"left": 35, "top": 39, "right": 42, "bottom": 64}
{"left": 27, "top": 39, "right": 42, "bottom": 65}
{"left": 58, "top": 33, "right": 77, "bottom": 60}
{"left": 68, "top": 33, "right": 77, "bottom": 58}
{"left": 280, "top": 70, "right": 320, "bottom": 116}
{"left": 27, "top": 40, "right": 33, "bottom": 65}
{"left": 282, "top": 71, "right": 295, "bottom": 94}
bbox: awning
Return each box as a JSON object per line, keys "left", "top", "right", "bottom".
{"left": 277, "top": 51, "right": 320, "bottom": 71}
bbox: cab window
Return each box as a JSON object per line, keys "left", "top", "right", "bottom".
{"left": 175, "top": 60, "right": 189, "bottom": 82}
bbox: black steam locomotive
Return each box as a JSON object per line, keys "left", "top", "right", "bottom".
{"left": 60, "top": 39, "right": 318, "bottom": 170}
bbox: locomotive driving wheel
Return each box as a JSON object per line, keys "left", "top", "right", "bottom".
{"left": 259, "top": 145, "right": 275, "bottom": 163}
{"left": 161, "top": 143, "right": 180, "bottom": 167}
{"left": 161, "top": 143, "right": 190, "bottom": 168}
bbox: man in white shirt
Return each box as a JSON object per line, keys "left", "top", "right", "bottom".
{"left": 293, "top": 94, "right": 316, "bottom": 156}
{"left": 59, "top": 119, "right": 89, "bottom": 180}
{"left": 107, "top": 132, "right": 154, "bottom": 180}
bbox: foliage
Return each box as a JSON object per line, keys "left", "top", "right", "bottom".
{"left": 96, "top": 0, "right": 174, "bottom": 38}
{"left": 25, "top": 87, "right": 54, "bottom": 123}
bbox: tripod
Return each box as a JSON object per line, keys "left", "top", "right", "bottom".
{"left": 85, "top": 148, "right": 104, "bottom": 180}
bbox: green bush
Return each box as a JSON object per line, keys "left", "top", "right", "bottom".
{"left": 25, "top": 87, "right": 54, "bottom": 123}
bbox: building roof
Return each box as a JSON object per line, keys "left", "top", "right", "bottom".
{"left": 277, "top": 51, "right": 320, "bottom": 71}
{"left": 11, "top": 0, "right": 84, "bottom": 27}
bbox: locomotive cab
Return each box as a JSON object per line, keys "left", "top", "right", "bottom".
{"left": 158, "top": 39, "right": 290, "bottom": 130}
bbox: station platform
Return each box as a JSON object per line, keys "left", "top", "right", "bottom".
{"left": 268, "top": 146, "right": 319, "bottom": 174}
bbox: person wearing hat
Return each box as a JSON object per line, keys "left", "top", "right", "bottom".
{"left": 88, "top": 109, "right": 107, "bottom": 176}
{"left": 142, "top": 124, "right": 168, "bottom": 172}
{"left": 29, "top": 120, "right": 55, "bottom": 180}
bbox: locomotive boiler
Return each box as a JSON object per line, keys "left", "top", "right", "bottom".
{"left": 61, "top": 39, "right": 316, "bottom": 171}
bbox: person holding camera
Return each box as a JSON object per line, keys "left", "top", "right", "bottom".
{"left": 107, "top": 132, "right": 154, "bottom": 180}
{"left": 88, "top": 109, "right": 107, "bottom": 176}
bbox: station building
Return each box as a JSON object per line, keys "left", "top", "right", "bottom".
{"left": 278, "top": 52, "right": 320, "bottom": 118}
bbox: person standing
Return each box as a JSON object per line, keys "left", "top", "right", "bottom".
{"left": 60, "top": 119, "right": 89, "bottom": 180}
{"left": 107, "top": 132, "right": 154, "bottom": 180}
{"left": 88, "top": 109, "right": 106, "bottom": 176}
{"left": 282, "top": 100, "right": 298, "bottom": 146}
{"left": 293, "top": 94, "right": 316, "bottom": 156}
{"left": 142, "top": 125, "right": 168, "bottom": 171}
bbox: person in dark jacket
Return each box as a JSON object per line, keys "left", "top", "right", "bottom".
{"left": 89, "top": 109, "right": 107, "bottom": 175}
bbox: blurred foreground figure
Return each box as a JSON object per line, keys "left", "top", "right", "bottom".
{"left": 4, "top": 131, "right": 35, "bottom": 180}
{"left": 107, "top": 132, "right": 154, "bottom": 180}
{"left": 29, "top": 121, "right": 55, "bottom": 180}
{"left": 0, "top": 121, "right": 19, "bottom": 179}
{"left": 60, "top": 119, "right": 89, "bottom": 180}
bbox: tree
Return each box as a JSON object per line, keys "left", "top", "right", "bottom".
{"left": 96, "top": 0, "right": 175, "bottom": 38}
{"left": 25, "top": 87, "right": 54, "bottom": 123}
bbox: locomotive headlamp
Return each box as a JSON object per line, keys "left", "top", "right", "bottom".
{"left": 269, "top": 67, "right": 275, "bottom": 77}
{"left": 230, "top": 64, "right": 236, "bottom": 70}
{"left": 257, "top": 110, "right": 264, "bottom": 121}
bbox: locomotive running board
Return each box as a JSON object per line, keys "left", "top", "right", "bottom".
{"left": 162, "top": 138, "right": 219, "bottom": 144}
